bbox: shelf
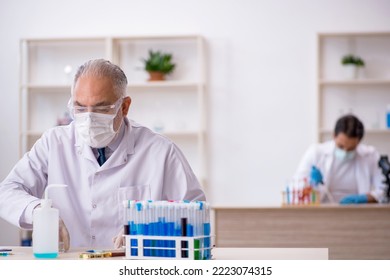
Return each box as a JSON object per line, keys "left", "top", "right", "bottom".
{"left": 318, "top": 32, "right": 390, "bottom": 38}
{"left": 160, "top": 131, "right": 200, "bottom": 137}
{"left": 20, "top": 35, "right": 207, "bottom": 182}
{"left": 128, "top": 81, "right": 203, "bottom": 89}
{"left": 319, "top": 79, "right": 390, "bottom": 86}
{"left": 22, "top": 130, "right": 200, "bottom": 138}
{"left": 317, "top": 31, "right": 390, "bottom": 158}
{"left": 24, "top": 35, "right": 202, "bottom": 43}
{"left": 22, "top": 131, "right": 44, "bottom": 136}
{"left": 114, "top": 34, "right": 201, "bottom": 40}
{"left": 320, "top": 128, "right": 390, "bottom": 134}
{"left": 23, "top": 81, "right": 204, "bottom": 90}
{"left": 23, "top": 37, "right": 106, "bottom": 43}
{"left": 23, "top": 84, "right": 71, "bottom": 90}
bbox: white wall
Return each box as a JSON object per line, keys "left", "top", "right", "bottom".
{"left": 1, "top": 0, "right": 390, "bottom": 243}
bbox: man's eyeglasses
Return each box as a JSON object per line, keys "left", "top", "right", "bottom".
{"left": 69, "top": 98, "right": 123, "bottom": 115}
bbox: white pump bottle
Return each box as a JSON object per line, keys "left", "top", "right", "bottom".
{"left": 32, "top": 184, "right": 67, "bottom": 258}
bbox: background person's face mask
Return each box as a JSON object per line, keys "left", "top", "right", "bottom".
{"left": 334, "top": 147, "right": 356, "bottom": 161}
{"left": 75, "top": 112, "right": 119, "bottom": 148}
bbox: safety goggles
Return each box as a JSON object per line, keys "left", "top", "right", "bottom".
{"left": 68, "top": 97, "right": 123, "bottom": 115}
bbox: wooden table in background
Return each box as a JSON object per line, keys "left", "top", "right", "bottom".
{"left": 213, "top": 204, "right": 390, "bottom": 260}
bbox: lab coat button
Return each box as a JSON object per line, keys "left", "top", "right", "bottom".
{"left": 92, "top": 204, "right": 97, "bottom": 209}
{"left": 91, "top": 235, "right": 95, "bottom": 240}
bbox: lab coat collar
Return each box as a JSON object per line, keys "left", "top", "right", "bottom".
{"left": 107, "top": 119, "right": 126, "bottom": 153}
{"left": 74, "top": 117, "right": 135, "bottom": 168}
{"left": 98, "top": 118, "right": 134, "bottom": 171}
{"left": 118, "top": 117, "right": 135, "bottom": 156}
{"left": 73, "top": 122, "right": 98, "bottom": 164}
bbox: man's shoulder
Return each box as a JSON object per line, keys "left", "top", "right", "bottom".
{"left": 42, "top": 123, "right": 75, "bottom": 141}
{"left": 307, "top": 141, "right": 334, "bottom": 155}
{"left": 357, "top": 143, "right": 379, "bottom": 157}
{"left": 129, "top": 120, "right": 174, "bottom": 147}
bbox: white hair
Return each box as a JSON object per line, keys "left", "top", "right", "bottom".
{"left": 72, "top": 59, "right": 128, "bottom": 98}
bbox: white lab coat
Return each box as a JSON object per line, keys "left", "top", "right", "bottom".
{"left": 294, "top": 140, "right": 386, "bottom": 203}
{"left": 0, "top": 118, "right": 205, "bottom": 248}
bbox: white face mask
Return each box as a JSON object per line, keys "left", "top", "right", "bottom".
{"left": 334, "top": 147, "right": 356, "bottom": 161}
{"left": 74, "top": 112, "right": 119, "bottom": 148}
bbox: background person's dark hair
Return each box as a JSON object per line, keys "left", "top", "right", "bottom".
{"left": 334, "top": 114, "right": 364, "bottom": 140}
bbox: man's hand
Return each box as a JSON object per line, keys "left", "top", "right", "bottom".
{"left": 112, "top": 228, "right": 124, "bottom": 249}
{"left": 340, "top": 194, "right": 368, "bottom": 204}
{"left": 59, "top": 218, "right": 70, "bottom": 252}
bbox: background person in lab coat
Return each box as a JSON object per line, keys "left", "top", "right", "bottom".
{"left": 294, "top": 114, "right": 385, "bottom": 204}
{"left": 0, "top": 59, "right": 205, "bottom": 250}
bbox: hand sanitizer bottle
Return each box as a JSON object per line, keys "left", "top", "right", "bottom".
{"left": 33, "top": 184, "right": 67, "bottom": 258}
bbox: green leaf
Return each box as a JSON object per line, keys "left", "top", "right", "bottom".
{"left": 341, "top": 54, "right": 365, "bottom": 67}
{"left": 142, "top": 49, "right": 176, "bottom": 74}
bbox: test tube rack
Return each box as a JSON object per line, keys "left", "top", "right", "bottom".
{"left": 124, "top": 234, "right": 213, "bottom": 260}
{"left": 281, "top": 188, "right": 321, "bottom": 207}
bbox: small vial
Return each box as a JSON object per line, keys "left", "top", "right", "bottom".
{"left": 386, "top": 105, "right": 390, "bottom": 129}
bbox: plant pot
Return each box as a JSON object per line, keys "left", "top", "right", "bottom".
{"left": 343, "top": 64, "right": 358, "bottom": 79}
{"left": 148, "top": 71, "right": 165, "bottom": 81}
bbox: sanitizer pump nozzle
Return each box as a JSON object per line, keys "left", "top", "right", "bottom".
{"left": 33, "top": 184, "right": 67, "bottom": 258}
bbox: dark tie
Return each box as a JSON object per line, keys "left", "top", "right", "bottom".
{"left": 97, "top": 147, "right": 106, "bottom": 166}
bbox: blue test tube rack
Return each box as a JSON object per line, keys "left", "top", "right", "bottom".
{"left": 124, "top": 235, "right": 213, "bottom": 260}
{"left": 122, "top": 200, "right": 213, "bottom": 260}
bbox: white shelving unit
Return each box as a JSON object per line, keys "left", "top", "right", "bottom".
{"left": 19, "top": 35, "right": 207, "bottom": 186}
{"left": 317, "top": 32, "right": 390, "bottom": 155}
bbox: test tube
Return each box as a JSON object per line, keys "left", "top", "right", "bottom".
{"left": 149, "top": 202, "right": 156, "bottom": 257}
{"left": 286, "top": 185, "right": 290, "bottom": 205}
{"left": 141, "top": 201, "right": 150, "bottom": 256}
{"left": 204, "top": 202, "right": 211, "bottom": 260}
{"left": 167, "top": 203, "right": 175, "bottom": 257}
{"left": 192, "top": 202, "right": 201, "bottom": 260}
{"left": 181, "top": 217, "right": 188, "bottom": 258}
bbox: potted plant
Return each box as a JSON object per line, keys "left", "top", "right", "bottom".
{"left": 142, "top": 50, "right": 176, "bottom": 81}
{"left": 341, "top": 54, "right": 365, "bottom": 79}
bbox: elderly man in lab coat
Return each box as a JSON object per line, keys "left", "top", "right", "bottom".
{"left": 0, "top": 59, "right": 205, "bottom": 250}
{"left": 294, "top": 115, "right": 385, "bottom": 204}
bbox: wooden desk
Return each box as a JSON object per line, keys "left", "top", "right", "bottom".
{"left": 1, "top": 246, "right": 328, "bottom": 260}
{"left": 213, "top": 204, "right": 390, "bottom": 260}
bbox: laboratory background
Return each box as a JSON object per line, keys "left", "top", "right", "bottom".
{"left": 1, "top": 0, "right": 390, "bottom": 259}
